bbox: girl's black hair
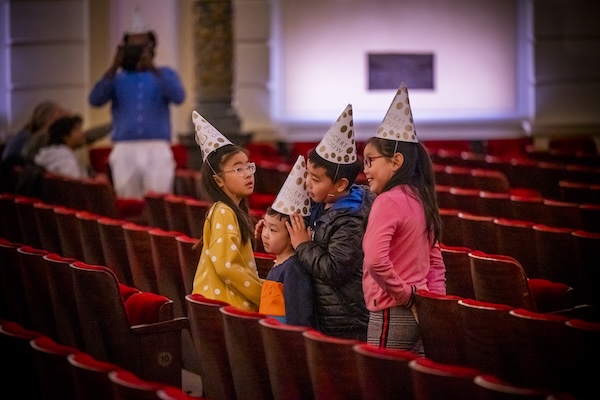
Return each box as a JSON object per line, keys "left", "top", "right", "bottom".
{"left": 201, "top": 144, "right": 255, "bottom": 246}
{"left": 47, "top": 115, "right": 83, "bottom": 146}
{"left": 307, "top": 149, "right": 363, "bottom": 186}
{"left": 366, "top": 137, "right": 442, "bottom": 246}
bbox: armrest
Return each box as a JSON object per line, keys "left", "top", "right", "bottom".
{"left": 130, "top": 316, "right": 189, "bottom": 334}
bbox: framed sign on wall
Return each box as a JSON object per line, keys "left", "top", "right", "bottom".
{"left": 368, "top": 53, "right": 435, "bottom": 90}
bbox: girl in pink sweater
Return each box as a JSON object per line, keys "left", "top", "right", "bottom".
{"left": 362, "top": 83, "right": 446, "bottom": 353}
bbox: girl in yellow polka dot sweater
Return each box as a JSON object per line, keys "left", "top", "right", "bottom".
{"left": 191, "top": 142, "right": 263, "bottom": 311}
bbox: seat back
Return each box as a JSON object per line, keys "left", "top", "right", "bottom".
{"left": 353, "top": 342, "right": 417, "bottom": 400}
{"left": 123, "top": 223, "right": 159, "bottom": 293}
{"left": 144, "top": 192, "right": 170, "bottom": 230}
{"left": 173, "top": 168, "right": 197, "bottom": 198}
{"left": 414, "top": 289, "right": 468, "bottom": 366}
{"left": 302, "top": 329, "right": 361, "bottom": 400}
{"left": 17, "top": 246, "right": 56, "bottom": 338}
{"left": 439, "top": 207, "right": 463, "bottom": 247}
{"left": 68, "top": 352, "right": 122, "bottom": 400}
{"left": 458, "top": 212, "right": 498, "bottom": 254}
{"left": 185, "top": 294, "right": 236, "bottom": 400}
{"left": 79, "top": 178, "right": 120, "bottom": 218}
{"left": 220, "top": 305, "right": 273, "bottom": 400}
{"left": 565, "top": 319, "right": 600, "bottom": 399}
{"left": 580, "top": 203, "right": 600, "bottom": 233}
{"left": 409, "top": 357, "right": 480, "bottom": 400}
{"left": 44, "top": 253, "right": 84, "bottom": 349}
{"left": 0, "top": 193, "right": 22, "bottom": 242}
{"left": 478, "top": 191, "right": 512, "bottom": 219}
{"left": 176, "top": 235, "right": 201, "bottom": 296}
{"left": 34, "top": 201, "right": 63, "bottom": 254}
{"left": 436, "top": 185, "right": 457, "bottom": 211}
{"left": 540, "top": 199, "right": 583, "bottom": 230}
{"left": 30, "top": 335, "right": 80, "bottom": 400}
{"left": 259, "top": 317, "right": 314, "bottom": 400}
{"left": 508, "top": 308, "right": 571, "bottom": 392}
{"left": 450, "top": 187, "right": 481, "bottom": 215}
{"left": 254, "top": 252, "right": 276, "bottom": 279}
{"left": 14, "top": 196, "right": 42, "bottom": 248}
{"left": 457, "top": 298, "right": 517, "bottom": 382}
{"left": 76, "top": 211, "right": 106, "bottom": 265}
{"left": 54, "top": 206, "right": 85, "bottom": 261}
{"left": 533, "top": 224, "right": 577, "bottom": 288}
{"left": 494, "top": 218, "right": 540, "bottom": 278}
{"left": 0, "top": 321, "right": 43, "bottom": 396}
{"left": 71, "top": 261, "right": 183, "bottom": 387}
{"left": 97, "top": 217, "right": 134, "bottom": 286}
{"left": 441, "top": 244, "right": 475, "bottom": 298}
{"left": 473, "top": 375, "right": 551, "bottom": 399}
{"left": 0, "top": 240, "right": 30, "bottom": 326}
{"left": 510, "top": 194, "right": 543, "bottom": 224}
{"left": 471, "top": 168, "right": 510, "bottom": 193}
{"left": 572, "top": 230, "right": 600, "bottom": 309}
{"left": 164, "top": 194, "right": 193, "bottom": 236}
{"left": 108, "top": 370, "right": 165, "bottom": 400}
{"left": 468, "top": 250, "right": 536, "bottom": 311}
{"left": 185, "top": 198, "right": 212, "bottom": 239}
{"left": 149, "top": 228, "right": 187, "bottom": 317}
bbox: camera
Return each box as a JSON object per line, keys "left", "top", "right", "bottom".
{"left": 121, "top": 44, "right": 144, "bottom": 71}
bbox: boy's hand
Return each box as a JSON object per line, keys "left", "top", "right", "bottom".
{"left": 254, "top": 218, "right": 265, "bottom": 239}
{"left": 286, "top": 212, "right": 312, "bottom": 249}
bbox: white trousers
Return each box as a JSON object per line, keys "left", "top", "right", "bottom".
{"left": 109, "top": 140, "right": 175, "bottom": 199}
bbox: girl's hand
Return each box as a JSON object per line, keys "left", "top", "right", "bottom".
{"left": 286, "top": 212, "right": 312, "bottom": 249}
{"left": 254, "top": 218, "right": 265, "bottom": 239}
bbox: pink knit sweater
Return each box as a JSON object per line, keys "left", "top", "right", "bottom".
{"left": 362, "top": 186, "right": 446, "bottom": 312}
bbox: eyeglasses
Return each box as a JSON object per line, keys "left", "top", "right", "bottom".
{"left": 364, "top": 156, "right": 385, "bottom": 168}
{"left": 218, "top": 162, "right": 256, "bottom": 177}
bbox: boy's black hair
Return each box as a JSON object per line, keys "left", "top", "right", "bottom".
{"left": 265, "top": 206, "right": 291, "bottom": 223}
{"left": 47, "top": 115, "right": 83, "bottom": 146}
{"left": 365, "top": 137, "right": 442, "bottom": 246}
{"left": 201, "top": 144, "right": 255, "bottom": 246}
{"left": 307, "top": 148, "right": 363, "bottom": 186}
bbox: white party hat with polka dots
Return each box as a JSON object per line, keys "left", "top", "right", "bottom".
{"left": 271, "top": 155, "right": 311, "bottom": 216}
{"left": 315, "top": 104, "right": 357, "bottom": 164}
{"left": 375, "top": 82, "right": 418, "bottom": 143}
{"left": 127, "top": 6, "right": 150, "bottom": 35}
{"left": 192, "top": 110, "right": 233, "bottom": 161}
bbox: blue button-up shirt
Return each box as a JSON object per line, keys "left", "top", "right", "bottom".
{"left": 89, "top": 67, "right": 185, "bottom": 142}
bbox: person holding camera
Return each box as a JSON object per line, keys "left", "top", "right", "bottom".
{"left": 88, "top": 9, "right": 185, "bottom": 199}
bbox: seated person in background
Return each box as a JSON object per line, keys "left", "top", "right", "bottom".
{"left": 2, "top": 100, "right": 67, "bottom": 163}
{"left": 34, "top": 114, "right": 90, "bottom": 179}
{"left": 259, "top": 156, "right": 314, "bottom": 327}
{"left": 19, "top": 101, "right": 69, "bottom": 162}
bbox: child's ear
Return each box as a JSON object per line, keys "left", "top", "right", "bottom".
{"left": 213, "top": 174, "right": 225, "bottom": 188}
{"left": 391, "top": 152, "right": 405, "bottom": 171}
{"left": 335, "top": 177, "right": 350, "bottom": 193}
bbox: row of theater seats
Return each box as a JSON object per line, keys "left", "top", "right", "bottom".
{"left": 0, "top": 239, "right": 189, "bottom": 388}
{"left": 414, "top": 289, "right": 598, "bottom": 399}
{"left": 436, "top": 185, "right": 600, "bottom": 232}
{"left": 433, "top": 162, "right": 600, "bottom": 204}
{"left": 0, "top": 192, "right": 276, "bottom": 313}
{"left": 441, "top": 247, "right": 585, "bottom": 314}
{"left": 186, "top": 292, "right": 597, "bottom": 400}
{"left": 0, "top": 320, "right": 203, "bottom": 399}
{"left": 439, "top": 209, "right": 600, "bottom": 307}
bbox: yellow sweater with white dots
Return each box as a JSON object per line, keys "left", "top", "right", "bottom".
{"left": 192, "top": 202, "right": 263, "bottom": 310}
